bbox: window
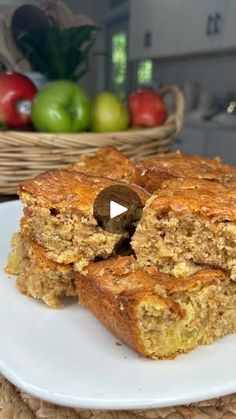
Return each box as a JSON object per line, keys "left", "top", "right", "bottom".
{"left": 111, "top": 31, "right": 127, "bottom": 99}
{"left": 137, "top": 59, "right": 153, "bottom": 86}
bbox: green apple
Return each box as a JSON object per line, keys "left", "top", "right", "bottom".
{"left": 31, "top": 80, "right": 91, "bottom": 133}
{"left": 91, "top": 92, "right": 129, "bottom": 132}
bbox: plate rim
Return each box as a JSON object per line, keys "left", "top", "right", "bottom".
{"left": 1, "top": 356, "right": 236, "bottom": 410}
{"left": 1, "top": 200, "right": 236, "bottom": 410}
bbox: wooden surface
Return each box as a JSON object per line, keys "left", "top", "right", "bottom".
{"left": 1, "top": 374, "right": 236, "bottom": 418}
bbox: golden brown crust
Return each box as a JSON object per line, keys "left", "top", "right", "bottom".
{"left": 19, "top": 169, "right": 149, "bottom": 213}
{"left": 146, "top": 177, "right": 236, "bottom": 222}
{"left": 133, "top": 152, "right": 236, "bottom": 193}
{"left": 76, "top": 257, "right": 183, "bottom": 357}
{"left": 84, "top": 255, "right": 227, "bottom": 292}
{"left": 145, "top": 264, "right": 228, "bottom": 291}
{"left": 71, "top": 146, "right": 136, "bottom": 183}
{"left": 76, "top": 256, "right": 229, "bottom": 358}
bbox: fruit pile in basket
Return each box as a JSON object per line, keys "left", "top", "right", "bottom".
{"left": 0, "top": 72, "right": 167, "bottom": 133}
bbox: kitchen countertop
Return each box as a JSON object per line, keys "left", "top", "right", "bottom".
{"left": 185, "top": 119, "right": 236, "bottom": 130}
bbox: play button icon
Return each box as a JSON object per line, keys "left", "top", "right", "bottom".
{"left": 93, "top": 185, "right": 143, "bottom": 234}
{"left": 110, "top": 200, "right": 127, "bottom": 219}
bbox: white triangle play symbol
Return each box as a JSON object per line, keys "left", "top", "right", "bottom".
{"left": 110, "top": 200, "right": 128, "bottom": 219}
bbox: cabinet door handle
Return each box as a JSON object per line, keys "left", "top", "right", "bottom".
{"left": 144, "top": 31, "right": 152, "bottom": 48}
{"left": 206, "top": 14, "right": 213, "bottom": 35}
{"left": 214, "top": 12, "right": 222, "bottom": 34}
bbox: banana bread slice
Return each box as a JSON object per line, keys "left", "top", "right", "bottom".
{"left": 133, "top": 151, "right": 236, "bottom": 193}
{"left": 6, "top": 233, "right": 76, "bottom": 308}
{"left": 19, "top": 169, "right": 149, "bottom": 271}
{"left": 71, "top": 146, "right": 136, "bottom": 183}
{"left": 76, "top": 256, "right": 236, "bottom": 359}
{"left": 132, "top": 178, "right": 236, "bottom": 278}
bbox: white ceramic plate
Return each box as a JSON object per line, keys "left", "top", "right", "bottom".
{"left": 1, "top": 200, "right": 236, "bottom": 410}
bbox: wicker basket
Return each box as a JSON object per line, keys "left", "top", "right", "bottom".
{"left": 0, "top": 84, "right": 184, "bottom": 195}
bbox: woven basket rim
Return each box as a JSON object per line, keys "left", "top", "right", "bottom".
{"left": 0, "top": 84, "right": 185, "bottom": 195}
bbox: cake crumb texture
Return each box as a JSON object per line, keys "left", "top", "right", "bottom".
{"left": 7, "top": 233, "right": 76, "bottom": 308}
{"left": 19, "top": 169, "right": 149, "bottom": 270}
{"left": 132, "top": 178, "right": 236, "bottom": 279}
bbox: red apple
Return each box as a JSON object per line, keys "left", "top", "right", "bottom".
{"left": 128, "top": 90, "right": 167, "bottom": 128}
{"left": 0, "top": 73, "right": 37, "bottom": 129}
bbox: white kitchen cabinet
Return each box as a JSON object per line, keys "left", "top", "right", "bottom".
{"left": 179, "top": 0, "right": 236, "bottom": 55}
{"left": 172, "top": 126, "right": 206, "bottom": 155}
{"left": 129, "top": 0, "right": 236, "bottom": 60}
{"left": 129, "top": 0, "right": 181, "bottom": 60}
{"left": 220, "top": 0, "right": 236, "bottom": 49}
{"left": 204, "top": 129, "right": 236, "bottom": 165}
{"left": 179, "top": 0, "right": 226, "bottom": 54}
{"left": 179, "top": 0, "right": 215, "bottom": 54}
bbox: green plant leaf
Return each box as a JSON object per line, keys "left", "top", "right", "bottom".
{"left": 16, "top": 22, "right": 100, "bottom": 80}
